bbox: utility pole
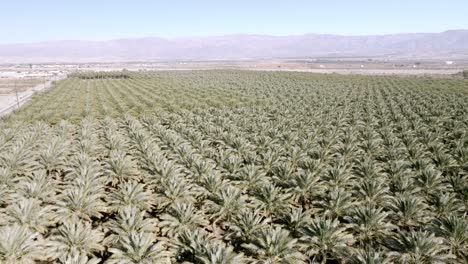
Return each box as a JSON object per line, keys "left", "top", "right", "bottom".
{"left": 14, "top": 79, "right": 19, "bottom": 109}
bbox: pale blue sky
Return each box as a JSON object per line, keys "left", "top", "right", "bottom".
{"left": 1, "top": 0, "right": 467, "bottom": 43}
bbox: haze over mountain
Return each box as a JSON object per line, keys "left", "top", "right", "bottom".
{"left": 1, "top": 30, "right": 467, "bottom": 63}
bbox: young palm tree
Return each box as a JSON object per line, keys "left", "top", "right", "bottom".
{"left": 271, "top": 162, "right": 296, "bottom": 187}
{"left": 253, "top": 183, "right": 292, "bottom": 217}
{"left": 198, "top": 172, "right": 227, "bottom": 195}
{"left": 230, "top": 209, "right": 270, "bottom": 243}
{"left": 108, "top": 181, "right": 153, "bottom": 212}
{"left": 431, "top": 215, "right": 467, "bottom": 261}
{"left": 233, "top": 164, "right": 267, "bottom": 193}
{"left": 348, "top": 248, "right": 392, "bottom": 264}
{"left": 0, "top": 167, "right": 18, "bottom": 190}
{"left": 345, "top": 205, "right": 395, "bottom": 246}
{"left": 388, "top": 195, "right": 430, "bottom": 230}
{"left": 160, "top": 202, "right": 209, "bottom": 238}
{"left": 198, "top": 243, "right": 245, "bottom": 264}
{"left": 322, "top": 159, "right": 354, "bottom": 189}
{"left": 206, "top": 185, "right": 244, "bottom": 233}
{"left": 176, "top": 228, "right": 214, "bottom": 262}
{"left": 104, "top": 150, "right": 140, "bottom": 186}
{"left": 354, "top": 178, "right": 392, "bottom": 207}
{"left": 46, "top": 219, "right": 104, "bottom": 261}
{"left": 104, "top": 205, "right": 157, "bottom": 246}
{"left": 4, "top": 198, "right": 57, "bottom": 234}
{"left": 243, "top": 226, "right": 305, "bottom": 264}
{"left": 289, "top": 170, "right": 323, "bottom": 208}
{"left": 388, "top": 231, "right": 453, "bottom": 264}
{"left": 154, "top": 175, "right": 199, "bottom": 210}
{"left": 0, "top": 224, "right": 45, "bottom": 264}
{"left": 414, "top": 165, "right": 448, "bottom": 196}
{"left": 279, "top": 207, "right": 312, "bottom": 236}
{"left": 15, "top": 170, "right": 57, "bottom": 204}
{"left": 429, "top": 193, "right": 464, "bottom": 218}
{"left": 0, "top": 141, "right": 36, "bottom": 176}
{"left": 299, "top": 217, "right": 354, "bottom": 263}
{"left": 37, "top": 136, "right": 69, "bottom": 174}
{"left": 63, "top": 252, "right": 101, "bottom": 264}
{"left": 56, "top": 186, "right": 107, "bottom": 222}
{"left": 107, "top": 232, "right": 172, "bottom": 264}
{"left": 319, "top": 187, "right": 355, "bottom": 218}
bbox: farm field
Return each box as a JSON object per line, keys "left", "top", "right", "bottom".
{"left": 0, "top": 70, "right": 467, "bottom": 263}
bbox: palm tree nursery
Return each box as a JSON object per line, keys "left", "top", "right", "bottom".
{"left": 0, "top": 70, "right": 467, "bottom": 263}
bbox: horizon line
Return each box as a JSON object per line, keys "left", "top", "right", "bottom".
{"left": 1, "top": 29, "right": 467, "bottom": 46}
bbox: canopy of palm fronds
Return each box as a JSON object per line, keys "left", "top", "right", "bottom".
{"left": 0, "top": 71, "right": 467, "bottom": 263}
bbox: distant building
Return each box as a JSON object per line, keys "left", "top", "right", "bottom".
{"left": 445, "top": 61, "right": 454, "bottom": 65}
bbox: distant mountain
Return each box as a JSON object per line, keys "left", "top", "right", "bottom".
{"left": 0, "top": 30, "right": 467, "bottom": 63}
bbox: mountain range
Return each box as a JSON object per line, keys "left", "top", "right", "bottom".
{"left": 1, "top": 30, "right": 467, "bottom": 63}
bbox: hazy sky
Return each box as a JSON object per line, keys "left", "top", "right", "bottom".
{"left": 1, "top": 0, "right": 467, "bottom": 43}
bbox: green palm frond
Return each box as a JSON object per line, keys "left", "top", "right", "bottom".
{"left": 46, "top": 219, "right": 104, "bottom": 261}
{"left": 107, "top": 232, "right": 172, "bottom": 264}
{"left": 108, "top": 181, "right": 153, "bottom": 212}
{"left": 105, "top": 205, "right": 157, "bottom": 246}
{"left": 160, "top": 201, "right": 208, "bottom": 238}
{"left": 243, "top": 226, "right": 305, "bottom": 264}
{"left": 299, "top": 217, "right": 354, "bottom": 262}
{"left": 4, "top": 198, "right": 57, "bottom": 233}
{"left": 0, "top": 224, "right": 44, "bottom": 264}
{"left": 388, "top": 231, "right": 454, "bottom": 264}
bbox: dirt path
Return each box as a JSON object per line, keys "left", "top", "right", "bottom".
{"left": 0, "top": 75, "right": 66, "bottom": 117}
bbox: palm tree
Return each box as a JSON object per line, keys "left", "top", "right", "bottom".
{"left": 233, "top": 164, "right": 267, "bottom": 193}
{"left": 414, "top": 165, "right": 448, "bottom": 196}
{"left": 37, "top": 136, "right": 69, "bottom": 174}
{"left": 46, "top": 219, "right": 104, "bottom": 261}
{"left": 0, "top": 141, "right": 36, "bottom": 176}
{"left": 4, "top": 198, "right": 57, "bottom": 234}
{"left": 63, "top": 252, "right": 101, "bottom": 264}
{"left": 104, "top": 150, "right": 140, "bottom": 186}
{"left": 242, "top": 226, "right": 305, "bottom": 264}
{"left": 108, "top": 181, "right": 153, "bottom": 212}
{"left": 176, "top": 228, "right": 214, "bottom": 262}
{"left": 56, "top": 186, "right": 107, "bottom": 222}
{"left": 279, "top": 207, "right": 312, "bottom": 236}
{"left": 160, "top": 202, "right": 208, "bottom": 238}
{"left": 322, "top": 159, "right": 354, "bottom": 189}
{"left": 230, "top": 209, "right": 270, "bottom": 243}
{"left": 388, "top": 195, "right": 429, "bottom": 230}
{"left": 107, "top": 232, "right": 172, "bottom": 264}
{"left": 0, "top": 224, "right": 44, "bottom": 264}
{"left": 253, "top": 183, "right": 292, "bottom": 217}
{"left": 289, "top": 170, "right": 323, "bottom": 208}
{"left": 354, "top": 178, "right": 392, "bottom": 207}
{"left": 198, "top": 243, "right": 244, "bottom": 264}
{"left": 105, "top": 205, "right": 157, "bottom": 246}
{"left": 319, "top": 187, "right": 355, "bottom": 218}
{"left": 198, "top": 173, "right": 226, "bottom": 195}
{"left": 299, "top": 217, "right": 354, "bottom": 263}
{"left": 271, "top": 162, "right": 296, "bottom": 187}
{"left": 348, "top": 248, "right": 392, "bottom": 264}
{"left": 206, "top": 185, "right": 244, "bottom": 233}
{"left": 154, "top": 175, "right": 199, "bottom": 210}
{"left": 345, "top": 205, "right": 395, "bottom": 246}
{"left": 431, "top": 215, "right": 467, "bottom": 260}
{"left": 429, "top": 193, "right": 464, "bottom": 218}
{"left": 388, "top": 231, "right": 454, "bottom": 263}
{"left": 15, "top": 170, "right": 57, "bottom": 204}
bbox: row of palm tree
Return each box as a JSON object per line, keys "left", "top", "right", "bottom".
{"left": 0, "top": 71, "right": 467, "bottom": 263}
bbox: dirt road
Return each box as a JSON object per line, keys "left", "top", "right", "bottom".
{"left": 0, "top": 75, "right": 65, "bottom": 117}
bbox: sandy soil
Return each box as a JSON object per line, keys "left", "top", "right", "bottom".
{"left": 0, "top": 77, "right": 63, "bottom": 117}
